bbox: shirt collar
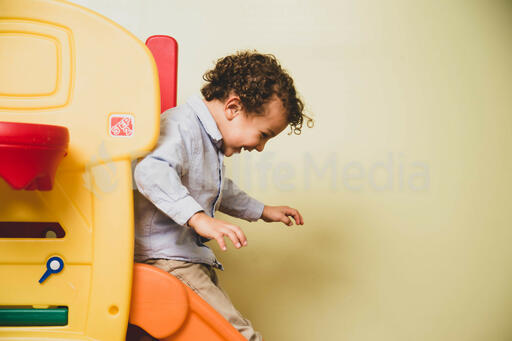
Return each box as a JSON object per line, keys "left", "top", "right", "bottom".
{"left": 187, "top": 94, "right": 223, "bottom": 148}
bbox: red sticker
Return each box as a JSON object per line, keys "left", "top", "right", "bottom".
{"left": 109, "top": 114, "right": 134, "bottom": 137}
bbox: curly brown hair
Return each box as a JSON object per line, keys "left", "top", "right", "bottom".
{"left": 201, "top": 51, "right": 312, "bottom": 135}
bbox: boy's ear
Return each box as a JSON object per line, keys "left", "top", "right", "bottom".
{"left": 224, "top": 95, "right": 243, "bottom": 121}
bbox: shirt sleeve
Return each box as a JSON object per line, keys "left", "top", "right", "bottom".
{"left": 133, "top": 114, "right": 204, "bottom": 226}
{"left": 218, "top": 177, "right": 264, "bottom": 222}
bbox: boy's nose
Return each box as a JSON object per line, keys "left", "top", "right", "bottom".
{"left": 256, "top": 142, "right": 266, "bottom": 152}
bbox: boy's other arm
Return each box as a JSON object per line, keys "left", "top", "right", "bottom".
{"left": 187, "top": 211, "right": 247, "bottom": 251}
{"left": 218, "top": 177, "right": 264, "bottom": 222}
{"left": 134, "top": 119, "right": 203, "bottom": 226}
{"left": 219, "top": 178, "right": 304, "bottom": 227}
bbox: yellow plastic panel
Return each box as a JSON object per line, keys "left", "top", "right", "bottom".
{"left": 0, "top": 172, "right": 93, "bottom": 264}
{"left": 0, "top": 32, "right": 58, "bottom": 96}
{"left": 0, "top": 161, "right": 136, "bottom": 341}
{"left": 0, "top": 264, "right": 91, "bottom": 333}
{"left": 0, "top": 19, "right": 72, "bottom": 109}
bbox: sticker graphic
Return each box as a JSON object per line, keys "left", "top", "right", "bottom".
{"left": 109, "top": 114, "right": 134, "bottom": 137}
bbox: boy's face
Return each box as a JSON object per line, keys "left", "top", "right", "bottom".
{"left": 220, "top": 95, "right": 288, "bottom": 157}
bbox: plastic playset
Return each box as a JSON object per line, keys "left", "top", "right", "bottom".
{"left": 0, "top": 0, "right": 246, "bottom": 340}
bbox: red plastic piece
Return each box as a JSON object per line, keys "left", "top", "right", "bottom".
{"left": 0, "top": 121, "right": 69, "bottom": 191}
{"left": 145, "top": 35, "right": 178, "bottom": 113}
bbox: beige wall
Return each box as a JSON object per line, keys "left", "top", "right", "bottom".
{"left": 71, "top": 1, "right": 512, "bottom": 340}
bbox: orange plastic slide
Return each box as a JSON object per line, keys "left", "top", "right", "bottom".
{"left": 128, "top": 263, "right": 247, "bottom": 341}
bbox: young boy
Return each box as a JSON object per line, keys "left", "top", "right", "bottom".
{"left": 133, "top": 51, "right": 308, "bottom": 341}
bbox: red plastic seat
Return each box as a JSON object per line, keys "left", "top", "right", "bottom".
{"left": 0, "top": 121, "right": 69, "bottom": 190}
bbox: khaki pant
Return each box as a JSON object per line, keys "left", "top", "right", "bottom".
{"left": 144, "top": 259, "right": 263, "bottom": 341}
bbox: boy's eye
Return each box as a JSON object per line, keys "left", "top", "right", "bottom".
{"left": 260, "top": 132, "right": 268, "bottom": 139}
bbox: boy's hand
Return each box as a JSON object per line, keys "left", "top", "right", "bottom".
{"left": 187, "top": 211, "right": 248, "bottom": 251}
{"left": 261, "top": 205, "right": 304, "bottom": 226}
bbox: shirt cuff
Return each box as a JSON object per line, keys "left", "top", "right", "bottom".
{"left": 244, "top": 198, "right": 265, "bottom": 222}
{"left": 158, "top": 195, "right": 205, "bottom": 226}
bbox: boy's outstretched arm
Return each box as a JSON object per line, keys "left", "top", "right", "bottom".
{"left": 219, "top": 177, "right": 304, "bottom": 227}
{"left": 218, "top": 177, "right": 265, "bottom": 222}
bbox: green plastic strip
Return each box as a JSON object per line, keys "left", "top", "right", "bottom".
{"left": 0, "top": 307, "right": 68, "bottom": 326}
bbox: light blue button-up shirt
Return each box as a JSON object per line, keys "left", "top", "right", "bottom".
{"left": 133, "top": 94, "right": 264, "bottom": 269}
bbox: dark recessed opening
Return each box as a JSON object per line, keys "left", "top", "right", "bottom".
{"left": 0, "top": 222, "right": 65, "bottom": 238}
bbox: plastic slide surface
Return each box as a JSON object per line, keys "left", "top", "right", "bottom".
{"left": 128, "top": 264, "right": 247, "bottom": 341}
